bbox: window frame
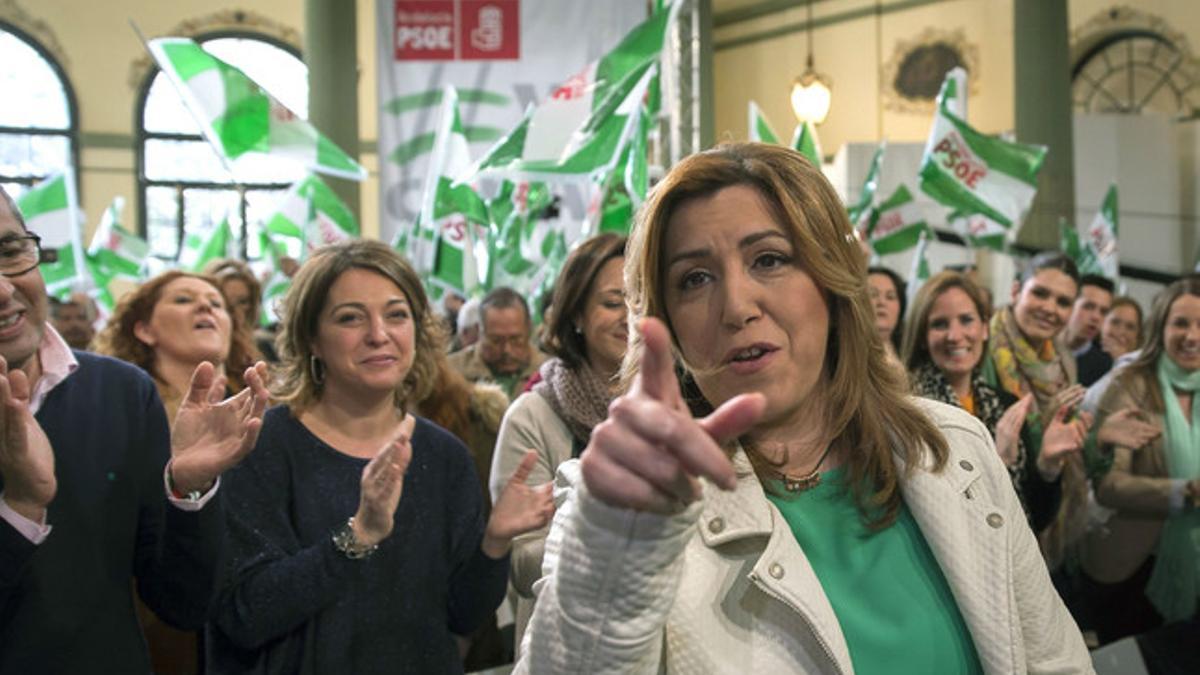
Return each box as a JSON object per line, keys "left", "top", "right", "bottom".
{"left": 134, "top": 30, "right": 304, "bottom": 262}
{"left": 0, "top": 20, "right": 81, "bottom": 201}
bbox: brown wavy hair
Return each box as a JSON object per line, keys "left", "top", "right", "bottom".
{"left": 203, "top": 258, "right": 262, "bottom": 329}
{"left": 1113, "top": 275, "right": 1200, "bottom": 414}
{"left": 94, "top": 269, "right": 256, "bottom": 391}
{"left": 621, "top": 142, "right": 948, "bottom": 528}
{"left": 1108, "top": 296, "right": 1145, "bottom": 348}
{"left": 542, "top": 233, "right": 627, "bottom": 370}
{"left": 272, "top": 239, "right": 445, "bottom": 412}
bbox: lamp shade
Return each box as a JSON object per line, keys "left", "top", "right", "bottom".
{"left": 791, "top": 70, "right": 833, "bottom": 124}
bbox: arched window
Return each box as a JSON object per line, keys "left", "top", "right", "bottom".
{"left": 137, "top": 34, "right": 307, "bottom": 266}
{"left": 1072, "top": 30, "right": 1200, "bottom": 117}
{"left": 0, "top": 23, "right": 77, "bottom": 202}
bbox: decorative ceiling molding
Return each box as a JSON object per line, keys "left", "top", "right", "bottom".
{"left": 127, "top": 9, "right": 301, "bottom": 89}
{"left": 880, "top": 27, "right": 978, "bottom": 115}
{"left": 0, "top": 0, "right": 70, "bottom": 70}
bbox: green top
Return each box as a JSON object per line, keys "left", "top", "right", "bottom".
{"left": 767, "top": 468, "right": 983, "bottom": 674}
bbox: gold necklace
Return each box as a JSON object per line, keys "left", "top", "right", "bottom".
{"left": 771, "top": 443, "right": 836, "bottom": 493}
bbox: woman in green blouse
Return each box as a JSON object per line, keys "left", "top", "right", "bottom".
{"left": 516, "top": 142, "right": 1091, "bottom": 673}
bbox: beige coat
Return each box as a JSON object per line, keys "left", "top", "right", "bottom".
{"left": 1081, "top": 370, "right": 1173, "bottom": 584}
{"left": 516, "top": 399, "right": 1092, "bottom": 674}
{"left": 447, "top": 343, "right": 546, "bottom": 400}
{"left": 488, "top": 392, "right": 576, "bottom": 656}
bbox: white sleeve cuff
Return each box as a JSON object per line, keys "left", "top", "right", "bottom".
{"left": 162, "top": 465, "right": 220, "bottom": 511}
{"left": 1167, "top": 478, "right": 1188, "bottom": 515}
{"left": 0, "top": 493, "right": 51, "bottom": 544}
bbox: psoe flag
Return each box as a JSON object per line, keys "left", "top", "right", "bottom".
{"left": 146, "top": 37, "right": 367, "bottom": 181}
{"left": 863, "top": 184, "right": 931, "bottom": 255}
{"left": 918, "top": 71, "right": 1046, "bottom": 229}
{"left": 1086, "top": 184, "right": 1119, "bottom": 280}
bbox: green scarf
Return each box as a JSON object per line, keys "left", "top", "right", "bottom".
{"left": 1145, "top": 354, "right": 1200, "bottom": 622}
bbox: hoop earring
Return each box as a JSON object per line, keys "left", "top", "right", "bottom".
{"left": 310, "top": 355, "right": 325, "bottom": 385}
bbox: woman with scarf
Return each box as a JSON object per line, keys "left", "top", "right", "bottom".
{"left": 983, "top": 251, "right": 1092, "bottom": 567}
{"left": 1081, "top": 276, "right": 1200, "bottom": 645}
{"left": 903, "top": 270, "right": 1089, "bottom": 532}
{"left": 489, "top": 233, "right": 627, "bottom": 654}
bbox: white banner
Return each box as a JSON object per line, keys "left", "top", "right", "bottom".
{"left": 376, "top": 0, "right": 645, "bottom": 244}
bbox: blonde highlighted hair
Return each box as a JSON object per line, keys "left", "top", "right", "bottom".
{"left": 621, "top": 142, "right": 948, "bottom": 527}
{"left": 901, "top": 270, "right": 991, "bottom": 371}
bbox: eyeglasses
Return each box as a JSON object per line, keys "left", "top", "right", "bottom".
{"left": 481, "top": 332, "right": 529, "bottom": 349}
{"left": 0, "top": 234, "right": 53, "bottom": 278}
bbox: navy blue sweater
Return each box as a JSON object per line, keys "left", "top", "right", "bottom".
{"left": 0, "top": 352, "right": 224, "bottom": 674}
{"left": 207, "top": 405, "right": 509, "bottom": 674}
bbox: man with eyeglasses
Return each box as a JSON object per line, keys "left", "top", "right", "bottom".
{"left": 448, "top": 286, "right": 546, "bottom": 400}
{"left": 0, "top": 186, "right": 269, "bottom": 674}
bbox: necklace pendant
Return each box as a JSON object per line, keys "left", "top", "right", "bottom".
{"left": 782, "top": 473, "right": 821, "bottom": 493}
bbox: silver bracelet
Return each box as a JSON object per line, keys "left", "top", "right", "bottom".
{"left": 331, "top": 517, "right": 378, "bottom": 559}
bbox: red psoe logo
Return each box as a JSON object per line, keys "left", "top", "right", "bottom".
{"left": 394, "top": 0, "right": 519, "bottom": 61}
{"left": 461, "top": 0, "right": 519, "bottom": 60}
{"left": 395, "top": 1, "right": 455, "bottom": 61}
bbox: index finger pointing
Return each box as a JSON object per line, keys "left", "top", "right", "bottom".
{"left": 633, "top": 317, "right": 680, "bottom": 406}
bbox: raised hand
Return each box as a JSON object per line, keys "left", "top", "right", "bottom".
{"left": 993, "top": 394, "right": 1034, "bottom": 467}
{"left": 1096, "top": 408, "right": 1161, "bottom": 450}
{"left": 482, "top": 450, "right": 555, "bottom": 558}
{"left": 169, "top": 361, "right": 270, "bottom": 495}
{"left": 1040, "top": 384, "right": 1085, "bottom": 431}
{"left": 579, "top": 317, "right": 765, "bottom": 514}
{"left": 351, "top": 414, "right": 416, "bottom": 546}
{"left": 0, "top": 356, "right": 55, "bottom": 522}
{"left": 1038, "top": 404, "right": 1092, "bottom": 479}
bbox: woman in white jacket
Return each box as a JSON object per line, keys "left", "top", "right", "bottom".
{"left": 517, "top": 142, "right": 1091, "bottom": 674}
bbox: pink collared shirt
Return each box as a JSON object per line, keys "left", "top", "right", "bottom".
{"left": 0, "top": 325, "right": 217, "bottom": 544}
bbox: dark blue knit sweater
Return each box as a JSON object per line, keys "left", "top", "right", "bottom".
{"left": 0, "top": 352, "right": 224, "bottom": 674}
{"left": 207, "top": 405, "right": 509, "bottom": 674}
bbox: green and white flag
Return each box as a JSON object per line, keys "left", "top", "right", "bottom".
{"left": 862, "top": 184, "right": 931, "bottom": 255}
{"left": 17, "top": 171, "right": 87, "bottom": 300}
{"left": 940, "top": 66, "right": 968, "bottom": 119}
{"left": 907, "top": 230, "right": 932, "bottom": 306}
{"left": 411, "top": 85, "right": 491, "bottom": 298}
{"left": 486, "top": 180, "right": 564, "bottom": 298}
{"left": 1086, "top": 184, "right": 1119, "bottom": 280}
{"left": 791, "top": 120, "right": 822, "bottom": 168}
{"left": 86, "top": 197, "right": 149, "bottom": 310}
{"left": 594, "top": 90, "right": 652, "bottom": 235}
{"left": 264, "top": 174, "right": 359, "bottom": 260}
{"left": 178, "top": 217, "right": 234, "bottom": 272}
{"left": 256, "top": 227, "right": 292, "bottom": 325}
{"left": 479, "top": 64, "right": 657, "bottom": 187}
{"left": 919, "top": 70, "right": 1045, "bottom": 229}
{"left": 948, "top": 210, "right": 1008, "bottom": 252}
{"left": 146, "top": 37, "right": 366, "bottom": 181}
{"left": 847, "top": 142, "right": 886, "bottom": 231}
{"left": 521, "top": 6, "right": 678, "bottom": 163}
{"left": 748, "top": 100, "right": 780, "bottom": 144}
{"left": 1059, "top": 217, "right": 1084, "bottom": 264}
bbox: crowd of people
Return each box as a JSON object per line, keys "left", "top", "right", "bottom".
{"left": 1, "top": 139, "right": 1197, "bottom": 674}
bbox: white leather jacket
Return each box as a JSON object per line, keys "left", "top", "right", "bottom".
{"left": 515, "top": 399, "right": 1092, "bottom": 674}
